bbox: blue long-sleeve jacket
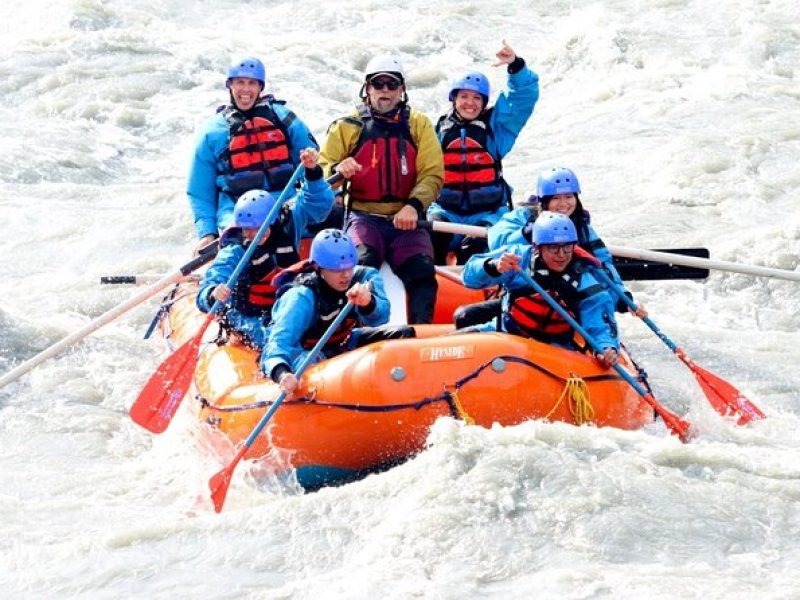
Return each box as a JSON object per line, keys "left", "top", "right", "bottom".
{"left": 260, "top": 266, "right": 390, "bottom": 376}
{"left": 477, "top": 63, "right": 539, "bottom": 161}
{"left": 186, "top": 100, "right": 318, "bottom": 239}
{"left": 488, "top": 207, "right": 627, "bottom": 291}
{"left": 462, "top": 243, "right": 620, "bottom": 351}
{"left": 196, "top": 171, "right": 334, "bottom": 314}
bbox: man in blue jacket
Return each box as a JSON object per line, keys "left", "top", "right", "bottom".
{"left": 462, "top": 211, "right": 621, "bottom": 368}
{"left": 187, "top": 56, "right": 319, "bottom": 252}
{"left": 427, "top": 40, "right": 539, "bottom": 264}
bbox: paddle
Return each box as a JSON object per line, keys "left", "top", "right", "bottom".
{"left": 416, "top": 220, "right": 710, "bottom": 281}
{"left": 100, "top": 274, "right": 202, "bottom": 285}
{"left": 209, "top": 302, "right": 355, "bottom": 513}
{"left": 590, "top": 267, "right": 765, "bottom": 425}
{"left": 0, "top": 245, "right": 218, "bottom": 391}
{"left": 129, "top": 165, "right": 306, "bottom": 433}
{"left": 607, "top": 246, "right": 800, "bottom": 283}
{"left": 513, "top": 267, "right": 693, "bottom": 441}
{"left": 611, "top": 248, "right": 709, "bottom": 281}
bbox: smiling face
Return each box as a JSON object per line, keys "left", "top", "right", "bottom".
{"left": 539, "top": 243, "right": 575, "bottom": 272}
{"left": 320, "top": 267, "right": 354, "bottom": 292}
{"left": 453, "top": 89, "right": 485, "bottom": 121}
{"left": 544, "top": 193, "right": 578, "bottom": 217}
{"left": 228, "top": 77, "right": 262, "bottom": 111}
{"left": 366, "top": 76, "right": 404, "bottom": 114}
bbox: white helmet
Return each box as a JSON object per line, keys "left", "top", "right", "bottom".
{"left": 364, "top": 54, "right": 405, "bottom": 82}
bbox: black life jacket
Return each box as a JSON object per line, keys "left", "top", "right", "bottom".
{"left": 341, "top": 105, "right": 418, "bottom": 204}
{"left": 283, "top": 268, "right": 368, "bottom": 353}
{"left": 504, "top": 249, "right": 603, "bottom": 345}
{"left": 219, "top": 97, "right": 296, "bottom": 195}
{"left": 436, "top": 109, "right": 505, "bottom": 214}
{"left": 222, "top": 208, "right": 301, "bottom": 316}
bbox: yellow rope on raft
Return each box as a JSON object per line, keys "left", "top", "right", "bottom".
{"left": 447, "top": 387, "right": 475, "bottom": 425}
{"left": 544, "top": 375, "right": 595, "bottom": 425}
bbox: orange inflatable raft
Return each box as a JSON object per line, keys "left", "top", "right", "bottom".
{"left": 160, "top": 276, "right": 655, "bottom": 490}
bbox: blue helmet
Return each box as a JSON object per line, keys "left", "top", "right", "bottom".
{"left": 225, "top": 57, "right": 266, "bottom": 88}
{"left": 449, "top": 71, "right": 490, "bottom": 104}
{"left": 537, "top": 167, "right": 581, "bottom": 197}
{"left": 233, "top": 190, "right": 276, "bottom": 229}
{"left": 532, "top": 211, "right": 578, "bottom": 246}
{"left": 310, "top": 229, "right": 358, "bottom": 270}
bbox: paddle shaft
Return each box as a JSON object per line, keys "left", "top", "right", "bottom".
{"left": 609, "top": 246, "right": 799, "bottom": 283}
{"left": 101, "top": 274, "right": 202, "bottom": 285}
{"left": 590, "top": 268, "right": 679, "bottom": 352}
{"left": 514, "top": 271, "right": 646, "bottom": 395}
{"left": 246, "top": 303, "right": 353, "bottom": 448}
{"left": 420, "top": 220, "right": 799, "bottom": 282}
{"left": 0, "top": 250, "right": 216, "bottom": 390}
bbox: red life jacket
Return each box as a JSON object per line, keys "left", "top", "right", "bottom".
{"left": 243, "top": 265, "right": 283, "bottom": 312}
{"left": 436, "top": 110, "right": 505, "bottom": 214}
{"left": 507, "top": 289, "right": 576, "bottom": 341}
{"left": 220, "top": 99, "right": 295, "bottom": 193}
{"left": 344, "top": 105, "right": 418, "bottom": 204}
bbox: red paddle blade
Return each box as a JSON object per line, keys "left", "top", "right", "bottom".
{"left": 676, "top": 350, "right": 766, "bottom": 425}
{"left": 689, "top": 361, "right": 765, "bottom": 425}
{"left": 643, "top": 393, "right": 693, "bottom": 442}
{"left": 209, "top": 446, "right": 248, "bottom": 513}
{"left": 129, "top": 316, "right": 213, "bottom": 433}
{"left": 209, "top": 466, "right": 234, "bottom": 513}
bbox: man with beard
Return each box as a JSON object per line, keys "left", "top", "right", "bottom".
{"left": 320, "top": 55, "right": 444, "bottom": 324}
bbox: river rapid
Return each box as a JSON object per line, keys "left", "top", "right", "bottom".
{"left": 1, "top": 1, "right": 799, "bottom": 598}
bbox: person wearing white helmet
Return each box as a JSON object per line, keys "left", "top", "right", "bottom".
{"left": 319, "top": 53, "right": 444, "bottom": 324}
{"left": 186, "top": 56, "right": 324, "bottom": 254}
{"left": 428, "top": 40, "right": 540, "bottom": 265}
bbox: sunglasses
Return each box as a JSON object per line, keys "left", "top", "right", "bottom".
{"left": 541, "top": 243, "right": 575, "bottom": 255}
{"left": 369, "top": 78, "right": 402, "bottom": 91}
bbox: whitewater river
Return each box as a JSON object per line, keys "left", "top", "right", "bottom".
{"left": 1, "top": 0, "right": 798, "bottom": 598}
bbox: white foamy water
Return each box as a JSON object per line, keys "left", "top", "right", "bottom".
{"left": 1, "top": 0, "right": 799, "bottom": 598}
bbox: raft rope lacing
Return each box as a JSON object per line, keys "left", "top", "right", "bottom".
{"left": 543, "top": 374, "right": 595, "bottom": 425}
{"left": 198, "top": 354, "right": 643, "bottom": 427}
{"left": 149, "top": 284, "right": 236, "bottom": 350}
{"left": 144, "top": 284, "right": 192, "bottom": 341}
{"left": 444, "top": 385, "right": 475, "bottom": 425}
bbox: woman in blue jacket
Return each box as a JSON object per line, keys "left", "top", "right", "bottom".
{"left": 261, "top": 229, "right": 415, "bottom": 393}
{"left": 456, "top": 166, "right": 643, "bottom": 328}
{"left": 427, "top": 40, "right": 539, "bottom": 264}
{"left": 490, "top": 167, "right": 624, "bottom": 290}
